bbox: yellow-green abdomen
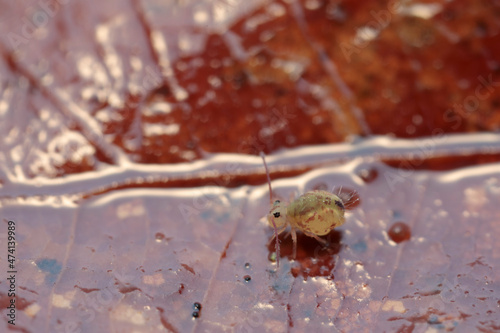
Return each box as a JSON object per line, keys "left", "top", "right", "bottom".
{"left": 286, "top": 190, "right": 345, "bottom": 236}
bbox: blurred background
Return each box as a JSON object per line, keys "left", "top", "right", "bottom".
{"left": 1, "top": 0, "right": 499, "bottom": 178}
{"left": 2, "top": 1, "right": 500, "bottom": 333}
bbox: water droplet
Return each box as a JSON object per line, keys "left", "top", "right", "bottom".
{"left": 244, "top": 275, "right": 252, "bottom": 282}
{"left": 357, "top": 167, "right": 378, "bottom": 183}
{"left": 388, "top": 222, "right": 411, "bottom": 243}
{"left": 244, "top": 262, "right": 251, "bottom": 269}
{"left": 192, "top": 311, "right": 200, "bottom": 318}
{"left": 155, "top": 233, "right": 165, "bottom": 242}
{"left": 193, "top": 302, "right": 202, "bottom": 310}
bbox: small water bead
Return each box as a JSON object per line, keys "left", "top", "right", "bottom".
{"left": 193, "top": 302, "right": 202, "bottom": 310}
{"left": 192, "top": 311, "right": 200, "bottom": 318}
{"left": 155, "top": 232, "right": 165, "bottom": 242}
{"left": 244, "top": 262, "right": 251, "bottom": 269}
{"left": 243, "top": 275, "right": 252, "bottom": 282}
{"left": 388, "top": 222, "right": 411, "bottom": 243}
{"left": 356, "top": 167, "right": 379, "bottom": 183}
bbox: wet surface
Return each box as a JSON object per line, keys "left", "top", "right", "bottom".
{"left": 1, "top": 0, "right": 500, "bottom": 332}
{"left": 2, "top": 151, "right": 500, "bottom": 332}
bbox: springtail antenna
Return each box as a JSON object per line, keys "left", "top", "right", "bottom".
{"left": 260, "top": 152, "right": 273, "bottom": 205}
{"left": 260, "top": 152, "right": 280, "bottom": 267}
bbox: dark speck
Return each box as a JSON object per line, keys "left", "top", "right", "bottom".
{"left": 244, "top": 275, "right": 251, "bottom": 282}
{"left": 192, "top": 311, "right": 200, "bottom": 318}
{"left": 193, "top": 302, "right": 202, "bottom": 310}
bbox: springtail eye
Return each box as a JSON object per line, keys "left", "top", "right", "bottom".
{"left": 273, "top": 212, "right": 281, "bottom": 218}
{"left": 334, "top": 200, "right": 345, "bottom": 210}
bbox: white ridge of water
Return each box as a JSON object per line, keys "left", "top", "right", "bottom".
{"left": 0, "top": 133, "right": 499, "bottom": 198}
